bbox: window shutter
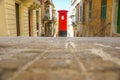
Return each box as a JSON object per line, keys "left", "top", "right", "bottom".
{"left": 79, "top": 3, "right": 85, "bottom": 22}
{"left": 89, "top": 0, "right": 92, "bottom": 19}
{"left": 101, "top": 0, "right": 107, "bottom": 20}
{"left": 80, "top": 5, "right": 82, "bottom": 22}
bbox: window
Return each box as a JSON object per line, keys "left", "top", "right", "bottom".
{"left": 75, "top": 7, "right": 78, "bottom": 23}
{"left": 89, "top": 0, "right": 92, "bottom": 19}
{"left": 75, "top": 5, "right": 79, "bottom": 23}
{"left": 79, "top": 3, "right": 85, "bottom": 22}
{"left": 101, "top": 0, "right": 107, "bottom": 20}
{"left": 77, "top": 5, "right": 80, "bottom": 22}
{"left": 80, "top": 5, "right": 82, "bottom": 21}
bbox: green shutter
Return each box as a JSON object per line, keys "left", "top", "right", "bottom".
{"left": 80, "top": 6, "right": 82, "bottom": 22}
{"left": 101, "top": 0, "right": 107, "bottom": 20}
{"left": 117, "top": 0, "right": 120, "bottom": 33}
{"left": 89, "top": 0, "right": 92, "bottom": 19}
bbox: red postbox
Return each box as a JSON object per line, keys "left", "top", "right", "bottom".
{"left": 58, "top": 10, "right": 68, "bottom": 37}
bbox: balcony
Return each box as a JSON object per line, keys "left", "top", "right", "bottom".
{"left": 44, "top": 13, "right": 50, "bottom": 21}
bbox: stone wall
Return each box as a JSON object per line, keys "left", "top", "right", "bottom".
{"left": 0, "top": 0, "right": 8, "bottom": 36}
{"left": 79, "top": 0, "right": 113, "bottom": 37}
{"left": 22, "top": 6, "right": 29, "bottom": 36}
{"left": 0, "top": 0, "right": 42, "bottom": 36}
{"left": 5, "top": 0, "right": 16, "bottom": 36}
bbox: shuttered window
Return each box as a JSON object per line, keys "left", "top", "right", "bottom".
{"left": 80, "top": 5, "right": 83, "bottom": 22}
{"left": 79, "top": 3, "right": 85, "bottom": 22}
{"left": 101, "top": 0, "right": 107, "bottom": 19}
{"left": 76, "top": 6, "right": 79, "bottom": 23}
{"left": 89, "top": 0, "right": 92, "bottom": 19}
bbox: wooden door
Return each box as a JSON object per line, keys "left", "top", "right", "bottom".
{"left": 117, "top": 0, "right": 120, "bottom": 33}
{"left": 28, "top": 9, "right": 31, "bottom": 36}
{"left": 15, "top": 3, "right": 20, "bottom": 36}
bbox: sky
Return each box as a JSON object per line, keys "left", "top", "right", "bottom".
{"left": 52, "top": 0, "right": 71, "bottom": 11}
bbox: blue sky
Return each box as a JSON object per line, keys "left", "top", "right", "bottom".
{"left": 52, "top": 0, "right": 71, "bottom": 11}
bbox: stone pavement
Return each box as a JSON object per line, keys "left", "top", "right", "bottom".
{"left": 0, "top": 37, "right": 120, "bottom": 80}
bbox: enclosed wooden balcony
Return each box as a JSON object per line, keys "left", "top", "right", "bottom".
{"left": 20, "top": 0, "right": 41, "bottom": 8}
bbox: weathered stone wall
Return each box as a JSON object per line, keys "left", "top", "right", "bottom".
{"left": 79, "top": 0, "right": 113, "bottom": 37}
{"left": 0, "top": 0, "right": 42, "bottom": 36}
{"left": 5, "top": 0, "right": 16, "bottom": 36}
{"left": 0, "top": 0, "right": 8, "bottom": 36}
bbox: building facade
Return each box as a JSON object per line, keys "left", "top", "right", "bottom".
{"left": 0, "top": 0, "right": 56, "bottom": 37}
{"left": 41, "top": 0, "right": 56, "bottom": 37}
{"left": 70, "top": 0, "right": 80, "bottom": 37}
{"left": 0, "top": 0, "right": 43, "bottom": 36}
{"left": 71, "top": 0, "right": 120, "bottom": 37}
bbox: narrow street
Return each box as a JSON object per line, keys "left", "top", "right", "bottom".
{"left": 0, "top": 37, "right": 120, "bottom": 80}
{"left": 0, "top": 0, "right": 120, "bottom": 79}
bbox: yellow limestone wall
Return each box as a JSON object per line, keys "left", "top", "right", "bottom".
{"left": 0, "top": 0, "right": 42, "bottom": 36}
{"left": 0, "top": 0, "right": 8, "bottom": 36}
{"left": 5, "top": 0, "right": 16, "bottom": 36}
{"left": 20, "top": 5, "right": 29, "bottom": 36}
{"left": 79, "top": 0, "right": 113, "bottom": 37}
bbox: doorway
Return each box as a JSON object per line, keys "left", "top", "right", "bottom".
{"left": 28, "top": 9, "right": 32, "bottom": 36}
{"left": 36, "top": 11, "right": 39, "bottom": 36}
{"left": 117, "top": 0, "right": 120, "bottom": 33}
{"left": 15, "top": 3, "right": 20, "bottom": 36}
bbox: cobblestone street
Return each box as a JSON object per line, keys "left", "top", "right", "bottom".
{"left": 0, "top": 37, "right": 120, "bottom": 80}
